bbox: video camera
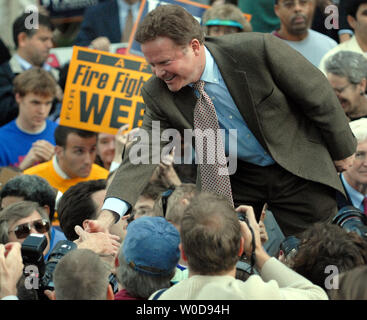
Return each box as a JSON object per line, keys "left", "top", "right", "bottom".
{"left": 332, "top": 205, "right": 367, "bottom": 239}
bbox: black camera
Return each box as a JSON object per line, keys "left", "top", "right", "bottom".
{"left": 21, "top": 235, "right": 77, "bottom": 299}
{"left": 41, "top": 240, "right": 77, "bottom": 290}
{"left": 332, "top": 205, "right": 367, "bottom": 239}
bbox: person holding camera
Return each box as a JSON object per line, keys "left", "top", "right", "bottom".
{"left": 149, "top": 192, "right": 328, "bottom": 300}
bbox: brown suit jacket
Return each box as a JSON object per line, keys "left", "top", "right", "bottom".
{"left": 107, "top": 32, "right": 356, "bottom": 208}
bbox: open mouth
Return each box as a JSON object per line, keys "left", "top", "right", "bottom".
{"left": 164, "top": 75, "right": 176, "bottom": 82}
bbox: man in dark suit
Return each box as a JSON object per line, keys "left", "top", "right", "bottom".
{"left": 89, "top": 4, "right": 356, "bottom": 237}
{"left": 0, "top": 13, "right": 60, "bottom": 127}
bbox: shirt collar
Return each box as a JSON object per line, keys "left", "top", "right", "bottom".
{"left": 53, "top": 155, "right": 70, "bottom": 179}
{"left": 200, "top": 46, "right": 220, "bottom": 85}
{"left": 341, "top": 173, "right": 365, "bottom": 208}
{"left": 117, "top": 0, "right": 140, "bottom": 14}
{"left": 14, "top": 54, "right": 52, "bottom": 72}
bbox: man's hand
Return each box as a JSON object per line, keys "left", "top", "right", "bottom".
{"left": 90, "top": 37, "right": 111, "bottom": 52}
{"left": 235, "top": 205, "right": 270, "bottom": 270}
{"left": 19, "top": 140, "right": 55, "bottom": 171}
{"left": 333, "top": 155, "right": 354, "bottom": 172}
{"left": 151, "top": 147, "right": 181, "bottom": 187}
{"left": 74, "top": 225, "right": 120, "bottom": 257}
{"left": 84, "top": 210, "right": 117, "bottom": 234}
{"left": 0, "top": 242, "right": 24, "bottom": 299}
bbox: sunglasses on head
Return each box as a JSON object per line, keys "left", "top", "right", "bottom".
{"left": 8, "top": 219, "right": 50, "bottom": 239}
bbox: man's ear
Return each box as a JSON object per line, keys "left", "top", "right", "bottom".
{"left": 54, "top": 145, "right": 63, "bottom": 158}
{"left": 274, "top": 4, "right": 280, "bottom": 18}
{"left": 238, "top": 237, "right": 245, "bottom": 257}
{"left": 107, "top": 284, "right": 114, "bottom": 300}
{"left": 360, "top": 78, "right": 367, "bottom": 93}
{"left": 82, "top": 219, "right": 89, "bottom": 231}
{"left": 179, "top": 243, "right": 188, "bottom": 262}
{"left": 17, "top": 32, "right": 29, "bottom": 49}
{"left": 347, "top": 15, "right": 356, "bottom": 30}
{"left": 15, "top": 93, "right": 22, "bottom": 105}
{"left": 190, "top": 38, "right": 202, "bottom": 56}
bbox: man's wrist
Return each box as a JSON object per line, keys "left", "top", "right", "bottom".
{"left": 254, "top": 247, "right": 271, "bottom": 270}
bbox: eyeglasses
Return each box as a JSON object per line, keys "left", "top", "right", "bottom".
{"left": 280, "top": 0, "right": 311, "bottom": 9}
{"left": 355, "top": 151, "right": 367, "bottom": 161}
{"left": 161, "top": 189, "right": 174, "bottom": 217}
{"left": 8, "top": 219, "right": 50, "bottom": 239}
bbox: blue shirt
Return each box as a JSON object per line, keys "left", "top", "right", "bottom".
{"left": 199, "top": 47, "right": 274, "bottom": 166}
{"left": 0, "top": 120, "right": 58, "bottom": 167}
{"left": 341, "top": 173, "right": 366, "bottom": 212}
{"left": 117, "top": 0, "right": 140, "bottom": 34}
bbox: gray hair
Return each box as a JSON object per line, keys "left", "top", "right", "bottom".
{"left": 116, "top": 254, "right": 174, "bottom": 299}
{"left": 0, "top": 201, "right": 50, "bottom": 244}
{"left": 325, "top": 51, "right": 367, "bottom": 85}
{"left": 53, "top": 249, "right": 111, "bottom": 300}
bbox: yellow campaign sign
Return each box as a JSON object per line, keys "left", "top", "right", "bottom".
{"left": 59, "top": 46, "right": 152, "bottom": 134}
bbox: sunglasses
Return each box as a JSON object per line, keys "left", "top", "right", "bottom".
{"left": 8, "top": 219, "right": 50, "bottom": 239}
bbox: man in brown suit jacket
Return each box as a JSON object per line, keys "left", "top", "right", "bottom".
{"left": 90, "top": 4, "right": 356, "bottom": 237}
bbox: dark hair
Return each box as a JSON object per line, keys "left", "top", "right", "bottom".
{"left": 13, "top": 13, "right": 54, "bottom": 48}
{"left": 0, "top": 175, "right": 56, "bottom": 221}
{"left": 345, "top": 0, "right": 367, "bottom": 18}
{"left": 135, "top": 4, "right": 205, "bottom": 46}
{"left": 54, "top": 125, "right": 97, "bottom": 148}
{"left": 13, "top": 67, "right": 57, "bottom": 97}
{"left": 292, "top": 222, "right": 367, "bottom": 292}
{"left": 181, "top": 192, "right": 241, "bottom": 275}
{"left": 58, "top": 179, "right": 106, "bottom": 241}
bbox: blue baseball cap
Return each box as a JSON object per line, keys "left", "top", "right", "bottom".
{"left": 121, "top": 216, "right": 181, "bottom": 276}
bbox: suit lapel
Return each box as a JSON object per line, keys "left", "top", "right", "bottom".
{"left": 205, "top": 41, "right": 267, "bottom": 149}
{"left": 173, "top": 86, "right": 196, "bottom": 129}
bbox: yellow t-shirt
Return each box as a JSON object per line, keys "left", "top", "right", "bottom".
{"left": 24, "top": 160, "right": 109, "bottom": 194}
{"left": 24, "top": 160, "right": 109, "bottom": 225}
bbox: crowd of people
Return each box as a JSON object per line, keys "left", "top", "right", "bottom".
{"left": 0, "top": 0, "right": 367, "bottom": 301}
